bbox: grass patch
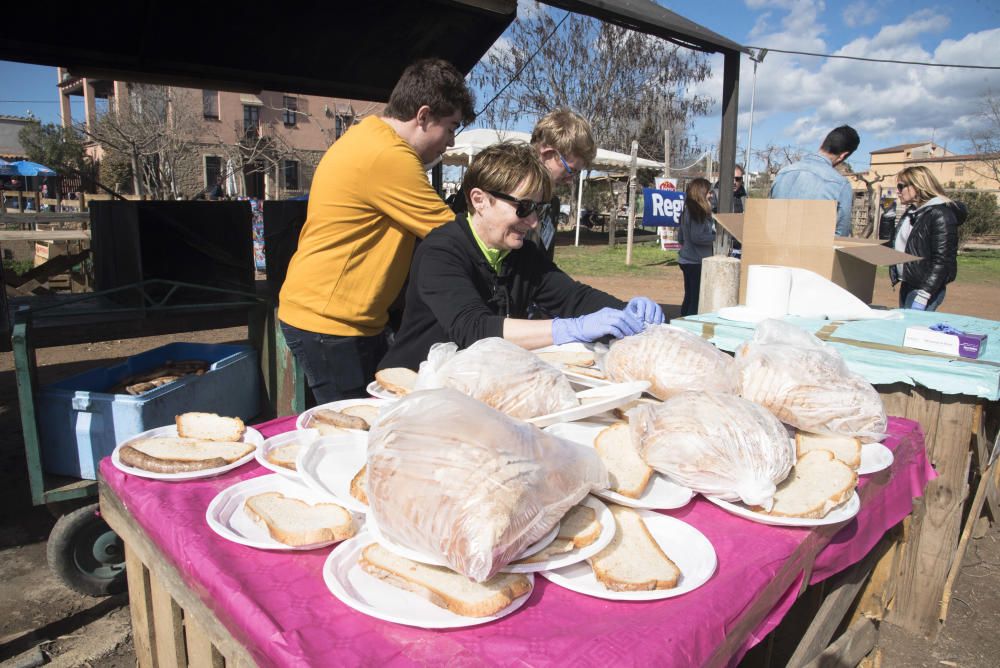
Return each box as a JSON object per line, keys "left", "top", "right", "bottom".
{"left": 876, "top": 249, "right": 1000, "bottom": 285}
{"left": 3, "top": 258, "right": 33, "bottom": 276}
{"left": 555, "top": 241, "right": 677, "bottom": 277}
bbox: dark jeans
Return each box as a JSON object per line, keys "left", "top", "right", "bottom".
{"left": 680, "top": 262, "right": 702, "bottom": 317}
{"left": 898, "top": 283, "right": 946, "bottom": 312}
{"left": 279, "top": 320, "right": 389, "bottom": 404}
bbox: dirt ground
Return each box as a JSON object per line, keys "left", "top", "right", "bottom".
{"left": 0, "top": 262, "right": 998, "bottom": 666}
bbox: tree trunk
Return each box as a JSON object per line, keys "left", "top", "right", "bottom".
{"left": 130, "top": 149, "right": 143, "bottom": 197}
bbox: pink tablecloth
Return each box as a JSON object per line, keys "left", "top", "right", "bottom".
{"left": 100, "top": 417, "right": 934, "bottom": 668}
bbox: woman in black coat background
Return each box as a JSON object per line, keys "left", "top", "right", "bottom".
{"left": 890, "top": 166, "right": 967, "bottom": 311}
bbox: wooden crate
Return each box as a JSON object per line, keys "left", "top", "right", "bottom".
{"left": 101, "top": 485, "right": 258, "bottom": 668}
{"left": 877, "top": 384, "right": 997, "bottom": 639}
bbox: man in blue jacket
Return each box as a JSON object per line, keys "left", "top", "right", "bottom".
{"left": 770, "top": 125, "right": 860, "bottom": 237}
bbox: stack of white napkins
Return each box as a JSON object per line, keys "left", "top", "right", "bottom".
{"left": 718, "top": 265, "right": 901, "bottom": 323}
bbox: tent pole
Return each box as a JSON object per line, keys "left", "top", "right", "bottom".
{"left": 574, "top": 169, "right": 585, "bottom": 247}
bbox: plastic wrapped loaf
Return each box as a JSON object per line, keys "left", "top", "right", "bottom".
{"left": 367, "top": 388, "right": 608, "bottom": 581}
{"left": 604, "top": 324, "right": 738, "bottom": 400}
{"left": 630, "top": 391, "right": 795, "bottom": 508}
{"left": 735, "top": 319, "right": 887, "bottom": 440}
{"left": 414, "top": 338, "right": 579, "bottom": 419}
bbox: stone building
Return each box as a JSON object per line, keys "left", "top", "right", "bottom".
{"left": 56, "top": 68, "right": 384, "bottom": 199}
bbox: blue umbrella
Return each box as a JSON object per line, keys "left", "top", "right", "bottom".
{"left": 10, "top": 160, "right": 57, "bottom": 177}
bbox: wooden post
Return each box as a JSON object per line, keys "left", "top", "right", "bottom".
{"left": 608, "top": 181, "right": 617, "bottom": 247}
{"left": 625, "top": 141, "right": 639, "bottom": 266}
{"left": 663, "top": 129, "right": 671, "bottom": 178}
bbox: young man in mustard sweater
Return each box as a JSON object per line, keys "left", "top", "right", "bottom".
{"left": 278, "top": 58, "right": 475, "bottom": 402}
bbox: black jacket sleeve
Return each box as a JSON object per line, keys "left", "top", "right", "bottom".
{"left": 530, "top": 254, "right": 626, "bottom": 318}
{"left": 916, "top": 205, "right": 960, "bottom": 294}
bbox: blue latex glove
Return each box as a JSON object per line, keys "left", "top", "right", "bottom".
{"left": 626, "top": 296, "right": 665, "bottom": 326}
{"left": 910, "top": 290, "right": 931, "bottom": 311}
{"left": 552, "top": 308, "right": 644, "bottom": 345}
{"left": 929, "top": 323, "right": 963, "bottom": 335}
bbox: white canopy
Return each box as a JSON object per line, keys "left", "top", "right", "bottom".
{"left": 444, "top": 128, "right": 664, "bottom": 171}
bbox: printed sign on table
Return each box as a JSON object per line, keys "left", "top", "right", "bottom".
{"left": 642, "top": 188, "right": 686, "bottom": 227}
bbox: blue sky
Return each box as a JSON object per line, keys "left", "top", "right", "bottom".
{"left": 2, "top": 0, "right": 998, "bottom": 173}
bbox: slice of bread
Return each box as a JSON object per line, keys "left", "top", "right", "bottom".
{"left": 753, "top": 450, "right": 858, "bottom": 518}
{"left": 595, "top": 423, "right": 653, "bottom": 498}
{"left": 175, "top": 412, "right": 246, "bottom": 442}
{"left": 588, "top": 505, "right": 680, "bottom": 591}
{"left": 265, "top": 442, "right": 301, "bottom": 471}
{"left": 560, "top": 504, "right": 601, "bottom": 548}
{"left": 350, "top": 465, "right": 369, "bottom": 505}
{"left": 358, "top": 543, "right": 531, "bottom": 617}
{"left": 119, "top": 437, "right": 254, "bottom": 473}
{"left": 244, "top": 492, "right": 354, "bottom": 546}
{"left": 313, "top": 423, "right": 350, "bottom": 437}
{"left": 374, "top": 368, "right": 417, "bottom": 396}
{"left": 516, "top": 504, "right": 602, "bottom": 564}
{"left": 311, "top": 409, "right": 368, "bottom": 431}
{"left": 341, "top": 404, "right": 380, "bottom": 429}
{"left": 795, "top": 432, "right": 862, "bottom": 470}
{"left": 536, "top": 350, "right": 596, "bottom": 367}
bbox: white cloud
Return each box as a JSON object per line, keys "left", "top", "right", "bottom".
{"left": 842, "top": 0, "right": 882, "bottom": 29}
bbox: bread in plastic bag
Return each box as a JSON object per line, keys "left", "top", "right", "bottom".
{"left": 414, "top": 337, "right": 579, "bottom": 419}
{"left": 629, "top": 391, "right": 794, "bottom": 509}
{"left": 366, "top": 388, "right": 608, "bottom": 581}
{"left": 604, "top": 324, "right": 738, "bottom": 400}
{"left": 735, "top": 319, "right": 887, "bottom": 440}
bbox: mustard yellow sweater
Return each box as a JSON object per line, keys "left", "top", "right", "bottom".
{"left": 278, "top": 116, "right": 453, "bottom": 336}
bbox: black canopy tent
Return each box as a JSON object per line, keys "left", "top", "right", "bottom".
{"left": 0, "top": 0, "right": 746, "bottom": 207}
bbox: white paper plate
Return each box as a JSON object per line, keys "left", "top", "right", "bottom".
{"left": 365, "top": 512, "right": 559, "bottom": 568}
{"left": 704, "top": 491, "right": 861, "bottom": 527}
{"left": 544, "top": 422, "right": 694, "bottom": 510}
{"left": 111, "top": 424, "right": 263, "bottom": 481}
{"left": 858, "top": 443, "right": 894, "bottom": 475}
{"left": 504, "top": 496, "right": 616, "bottom": 573}
{"left": 205, "top": 473, "right": 358, "bottom": 550}
{"left": 366, "top": 381, "right": 400, "bottom": 401}
{"left": 255, "top": 429, "right": 321, "bottom": 480}
{"left": 323, "top": 532, "right": 534, "bottom": 628}
{"left": 539, "top": 510, "right": 716, "bottom": 601}
{"left": 527, "top": 381, "right": 650, "bottom": 428}
{"left": 533, "top": 343, "right": 612, "bottom": 387}
{"left": 296, "top": 432, "right": 370, "bottom": 514}
{"left": 295, "top": 397, "right": 391, "bottom": 432}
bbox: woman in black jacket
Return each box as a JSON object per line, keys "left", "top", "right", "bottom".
{"left": 889, "top": 166, "right": 967, "bottom": 311}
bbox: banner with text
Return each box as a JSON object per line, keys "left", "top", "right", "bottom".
{"left": 642, "top": 189, "right": 686, "bottom": 227}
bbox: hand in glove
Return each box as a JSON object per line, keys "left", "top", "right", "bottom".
{"left": 552, "top": 308, "right": 644, "bottom": 345}
{"left": 626, "top": 296, "right": 665, "bottom": 325}
{"left": 910, "top": 290, "right": 931, "bottom": 311}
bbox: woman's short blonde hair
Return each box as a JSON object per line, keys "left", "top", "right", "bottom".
{"left": 530, "top": 109, "right": 598, "bottom": 166}
{"left": 898, "top": 165, "right": 950, "bottom": 205}
{"left": 463, "top": 141, "right": 552, "bottom": 212}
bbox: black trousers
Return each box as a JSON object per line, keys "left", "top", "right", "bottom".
{"left": 279, "top": 320, "right": 389, "bottom": 404}
{"left": 680, "top": 262, "right": 702, "bottom": 317}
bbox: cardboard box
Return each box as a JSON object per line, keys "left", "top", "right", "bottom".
{"left": 715, "top": 200, "right": 921, "bottom": 304}
{"left": 903, "top": 326, "right": 987, "bottom": 359}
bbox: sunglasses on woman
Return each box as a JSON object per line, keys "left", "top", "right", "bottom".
{"left": 487, "top": 190, "right": 549, "bottom": 218}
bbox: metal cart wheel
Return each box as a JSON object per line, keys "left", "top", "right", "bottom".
{"left": 46, "top": 502, "right": 127, "bottom": 596}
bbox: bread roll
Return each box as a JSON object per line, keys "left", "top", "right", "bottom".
{"left": 366, "top": 388, "right": 608, "bottom": 582}
{"left": 604, "top": 325, "right": 738, "bottom": 400}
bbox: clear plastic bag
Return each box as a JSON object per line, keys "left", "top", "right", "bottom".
{"left": 735, "top": 319, "right": 887, "bottom": 440}
{"left": 629, "top": 391, "right": 794, "bottom": 508}
{"left": 604, "top": 324, "right": 738, "bottom": 400}
{"left": 414, "top": 337, "right": 579, "bottom": 419}
{"left": 366, "top": 388, "right": 609, "bottom": 581}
